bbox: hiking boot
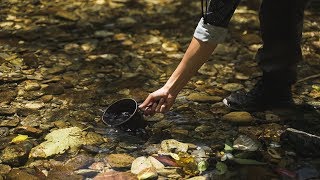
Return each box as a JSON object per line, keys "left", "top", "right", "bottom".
{"left": 223, "top": 79, "right": 294, "bottom": 111}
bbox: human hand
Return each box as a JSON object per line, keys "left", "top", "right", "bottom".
{"left": 139, "top": 87, "right": 177, "bottom": 116}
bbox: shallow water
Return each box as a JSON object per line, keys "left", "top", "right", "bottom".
{"left": 0, "top": 0, "right": 320, "bottom": 179}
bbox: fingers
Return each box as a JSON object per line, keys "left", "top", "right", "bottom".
{"left": 155, "top": 98, "right": 165, "bottom": 112}
{"left": 139, "top": 94, "right": 154, "bottom": 109}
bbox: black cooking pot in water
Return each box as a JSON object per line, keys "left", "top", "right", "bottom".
{"left": 102, "top": 98, "right": 146, "bottom": 130}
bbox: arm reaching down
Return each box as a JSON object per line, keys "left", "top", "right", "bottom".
{"left": 139, "top": 37, "right": 217, "bottom": 116}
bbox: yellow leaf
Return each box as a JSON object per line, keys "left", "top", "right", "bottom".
{"left": 11, "top": 134, "right": 28, "bottom": 143}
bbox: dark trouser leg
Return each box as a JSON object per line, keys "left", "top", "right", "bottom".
{"left": 256, "top": 0, "right": 309, "bottom": 86}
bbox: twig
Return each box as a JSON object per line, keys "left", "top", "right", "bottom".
{"left": 296, "top": 73, "right": 320, "bottom": 84}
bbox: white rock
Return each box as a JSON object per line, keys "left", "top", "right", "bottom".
{"left": 131, "top": 156, "right": 153, "bottom": 175}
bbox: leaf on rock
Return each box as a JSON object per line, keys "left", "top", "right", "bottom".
{"left": 29, "top": 127, "right": 94, "bottom": 158}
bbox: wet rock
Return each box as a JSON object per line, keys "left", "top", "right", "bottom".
{"left": 0, "top": 164, "right": 11, "bottom": 175}
{"left": 210, "top": 102, "right": 230, "bottom": 115}
{"left": 233, "top": 135, "right": 260, "bottom": 151}
{"left": 137, "top": 167, "right": 158, "bottom": 180}
{"left": 187, "top": 93, "right": 222, "bottom": 103}
{"left": 14, "top": 126, "right": 43, "bottom": 137}
{"left": 0, "top": 141, "right": 33, "bottom": 167}
{"left": 74, "top": 169, "right": 99, "bottom": 177}
{"left": 265, "top": 112, "right": 281, "bottom": 122}
{"left": 162, "top": 41, "right": 180, "bottom": 52}
{"left": 42, "top": 83, "right": 64, "bottom": 95}
{"left": 142, "top": 144, "right": 160, "bottom": 155}
{"left": 222, "top": 83, "right": 244, "bottom": 92}
{"left": 198, "top": 63, "right": 218, "bottom": 76}
{"left": 93, "top": 171, "right": 137, "bottom": 180}
{"left": 46, "top": 65, "right": 66, "bottom": 75}
{"left": 240, "top": 33, "right": 262, "bottom": 45}
{"left": 0, "top": 119, "right": 20, "bottom": 127}
{"left": 281, "top": 128, "right": 320, "bottom": 157}
{"left": 0, "top": 107, "right": 16, "bottom": 116}
{"left": 0, "top": 89, "right": 17, "bottom": 105}
{"left": 25, "top": 102, "right": 45, "bottom": 110}
{"left": 131, "top": 156, "right": 153, "bottom": 174}
{"left": 222, "top": 112, "right": 254, "bottom": 124}
{"left": 5, "top": 169, "right": 38, "bottom": 180}
{"left": 160, "top": 139, "right": 188, "bottom": 153}
{"left": 21, "top": 91, "right": 44, "bottom": 100}
{"left": 47, "top": 165, "right": 83, "bottom": 180}
{"left": 105, "top": 153, "right": 135, "bottom": 168}
{"left": 41, "top": 95, "right": 53, "bottom": 102}
{"left": 157, "top": 167, "right": 182, "bottom": 179}
{"left": 20, "top": 115, "right": 41, "bottom": 127}
{"left": 117, "top": 17, "right": 137, "bottom": 27}
{"left": 17, "top": 108, "right": 40, "bottom": 117}
{"left": 24, "top": 80, "right": 41, "bottom": 91}
{"left": 235, "top": 73, "right": 250, "bottom": 80}
{"left": 64, "top": 154, "right": 95, "bottom": 170}
{"left": 0, "top": 127, "right": 9, "bottom": 138}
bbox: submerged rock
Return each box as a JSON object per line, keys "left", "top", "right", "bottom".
{"left": 0, "top": 141, "right": 33, "bottom": 167}
{"left": 222, "top": 112, "right": 254, "bottom": 123}
{"left": 187, "top": 93, "right": 222, "bottom": 103}
{"left": 105, "top": 154, "right": 135, "bottom": 168}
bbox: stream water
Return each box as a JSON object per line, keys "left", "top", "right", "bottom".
{"left": 0, "top": 0, "right": 320, "bottom": 179}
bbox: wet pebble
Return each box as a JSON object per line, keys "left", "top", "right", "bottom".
{"left": 64, "top": 154, "right": 95, "bottom": 170}
{"left": 222, "top": 112, "right": 254, "bottom": 124}
{"left": 24, "top": 80, "right": 40, "bottom": 91}
{"left": 42, "top": 83, "right": 64, "bottom": 95}
{"left": 187, "top": 93, "right": 222, "bottom": 103}
{"left": 0, "top": 107, "right": 16, "bottom": 116}
{"left": 0, "top": 119, "right": 20, "bottom": 127}
{"left": 105, "top": 153, "right": 135, "bottom": 168}
{"left": 0, "top": 127, "right": 9, "bottom": 138}
{"left": 25, "top": 102, "right": 44, "bottom": 110}
{"left": 0, "top": 164, "right": 11, "bottom": 175}
{"left": 5, "top": 169, "right": 38, "bottom": 180}
{"left": 0, "top": 141, "right": 33, "bottom": 167}
{"left": 14, "top": 126, "right": 43, "bottom": 137}
{"left": 222, "top": 83, "right": 244, "bottom": 92}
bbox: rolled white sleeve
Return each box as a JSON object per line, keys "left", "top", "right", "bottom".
{"left": 193, "top": 18, "right": 228, "bottom": 44}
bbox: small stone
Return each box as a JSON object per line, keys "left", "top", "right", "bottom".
{"left": 14, "top": 126, "right": 43, "bottom": 137}
{"left": 105, "top": 154, "right": 135, "bottom": 168}
{"left": 0, "top": 107, "right": 16, "bottom": 115}
{"left": 6, "top": 169, "right": 38, "bottom": 180}
{"left": 235, "top": 73, "right": 250, "bottom": 80}
{"left": 198, "top": 63, "right": 218, "bottom": 76}
{"left": 137, "top": 167, "right": 158, "bottom": 180}
{"left": 0, "top": 141, "right": 33, "bottom": 166}
{"left": 0, "top": 119, "right": 20, "bottom": 127}
{"left": 222, "top": 112, "right": 254, "bottom": 123}
{"left": 64, "top": 154, "right": 95, "bottom": 170}
{"left": 41, "top": 95, "right": 53, "bottom": 102}
{"left": 222, "top": 83, "right": 244, "bottom": 92}
{"left": 131, "top": 156, "right": 153, "bottom": 174}
{"left": 117, "top": 17, "right": 137, "bottom": 27}
{"left": 0, "top": 127, "right": 9, "bottom": 138}
{"left": 42, "top": 83, "right": 64, "bottom": 95}
{"left": 0, "top": 164, "right": 11, "bottom": 175}
{"left": 53, "top": 120, "right": 67, "bottom": 128}
{"left": 46, "top": 65, "right": 65, "bottom": 75}
{"left": 24, "top": 80, "right": 41, "bottom": 91}
{"left": 93, "top": 171, "right": 136, "bottom": 180}
{"left": 187, "top": 93, "right": 222, "bottom": 103}
{"left": 265, "top": 113, "right": 281, "bottom": 122}
{"left": 162, "top": 41, "right": 179, "bottom": 52}
{"left": 25, "top": 102, "right": 44, "bottom": 110}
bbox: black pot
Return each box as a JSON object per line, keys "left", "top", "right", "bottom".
{"left": 101, "top": 98, "right": 146, "bottom": 130}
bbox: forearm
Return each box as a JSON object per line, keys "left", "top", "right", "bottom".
{"left": 164, "top": 37, "right": 217, "bottom": 95}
